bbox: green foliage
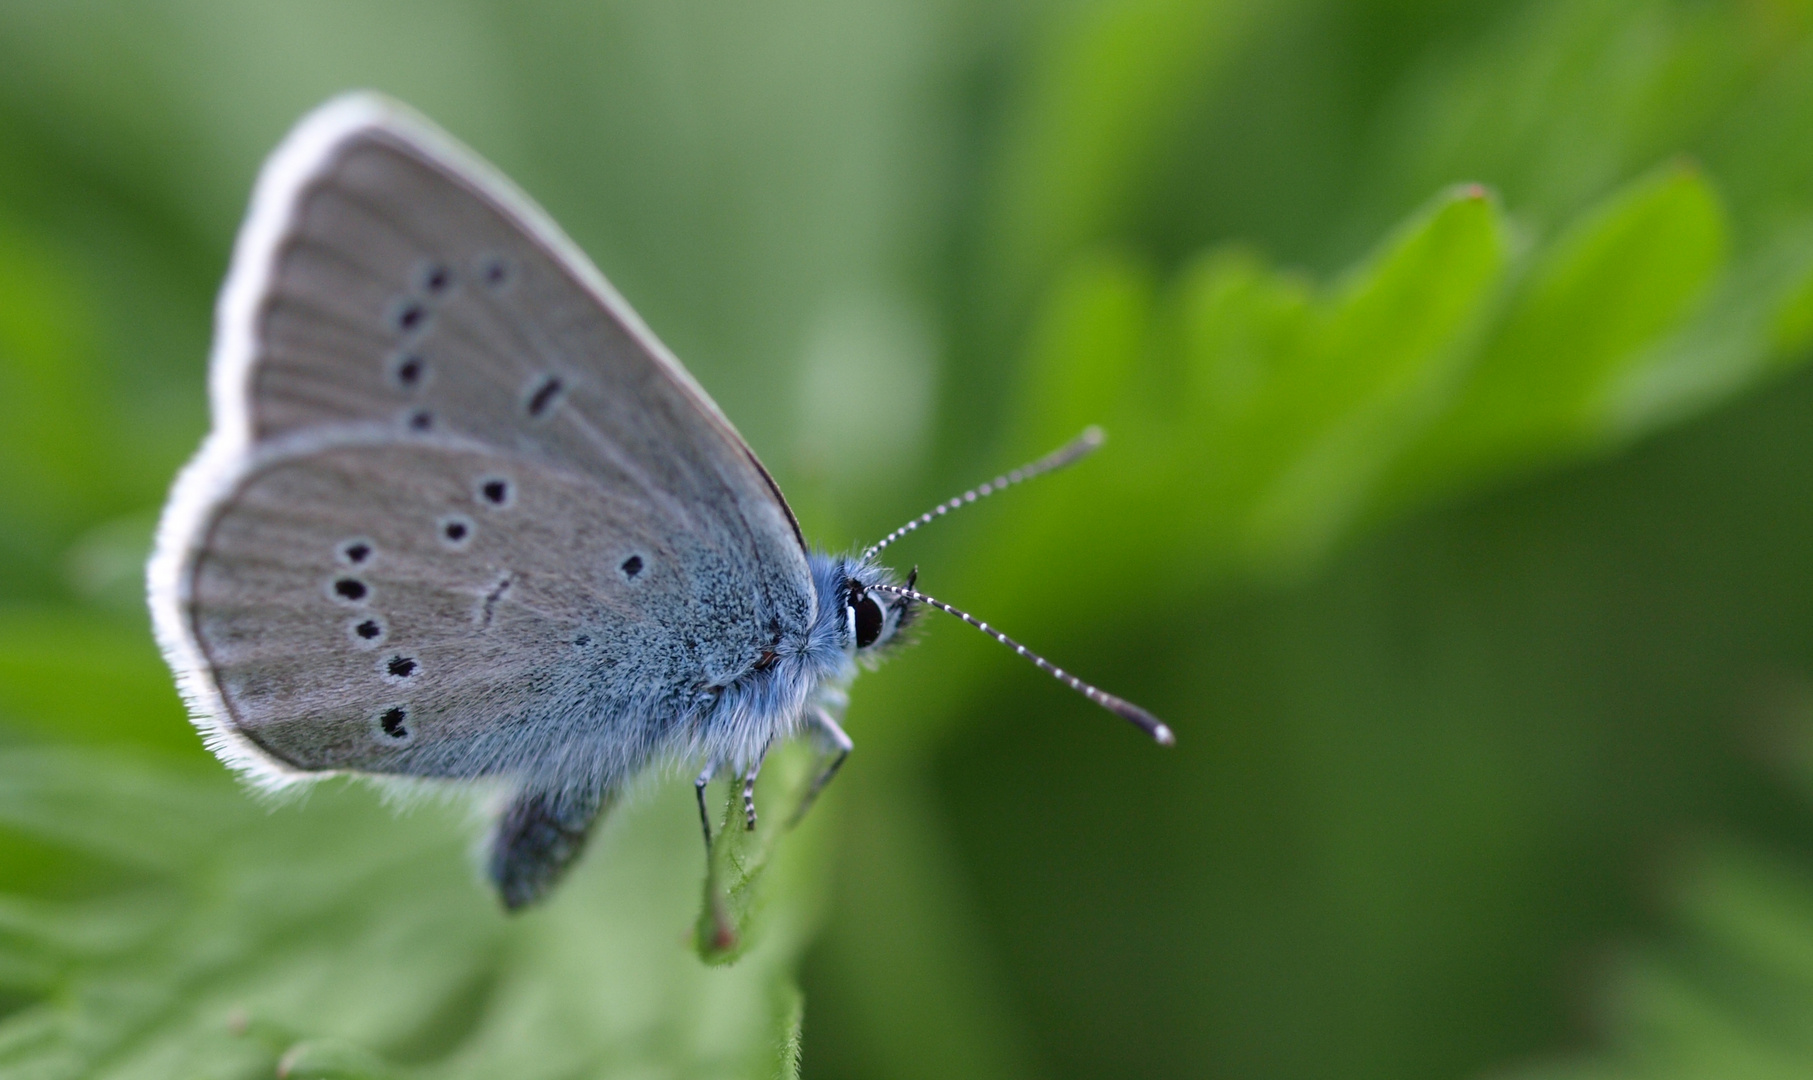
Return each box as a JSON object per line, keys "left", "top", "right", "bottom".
{"left": 696, "top": 743, "right": 826, "bottom": 966}
{"left": 0, "top": 749, "right": 811, "bottom": 1079}
{"left": 5, "top": 1, "right": 1813, "bottom": 1078}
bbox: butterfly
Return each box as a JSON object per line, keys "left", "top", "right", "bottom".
{"left": 148, "top": 93, "right": 1172, "bottom": 910}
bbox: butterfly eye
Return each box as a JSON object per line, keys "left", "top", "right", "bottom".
{"left": 853, "top": 594, "right": 885, "bottom": 649}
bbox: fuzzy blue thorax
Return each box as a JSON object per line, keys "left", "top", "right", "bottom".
{"left": 682, "top": 552, "right": 912, "bottom": 776}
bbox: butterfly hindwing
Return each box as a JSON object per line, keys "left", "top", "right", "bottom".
{"left": 188, "top": 429, "right": 770, "bottom": 787}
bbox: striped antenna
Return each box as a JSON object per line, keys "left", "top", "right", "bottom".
{"left": 865, "top": 582, "right": 1175, "bottom": 747}
{"left": 860, "top": 426, "right": 1105, "bottom": 563}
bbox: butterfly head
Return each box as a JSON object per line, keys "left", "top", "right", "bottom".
{"left": 842, "top": 561, "right": 918, "bottom": 657}
{"left": 828, "top": 427, "right": 1173, "bottom": 747}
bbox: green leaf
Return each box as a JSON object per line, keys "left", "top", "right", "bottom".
{"left": 0, "top": 607, "right": 196, "bottom": 755}
{"left": 1220, "top": 184, "right": 1509, "bottom": 568}
{"left": 694, "top": 741, "right": 828, "bottom": 966}
{"left": 982, "top": 0, "right": 1289, "bottom": 330}
{"left": 0, "top": 749, "right": 815, "bottom": 1079}
{"left": 1502, "top": 842, "right": 1813, "bottom": 1080}
{"left": 1008, "top": 249, "right": 1158, "bottom": 458}
{"left": 1000, "top": 183, "right": 1509, "bottom": 586}
{"left": 1378, "top": 162, "right": 1729, "bottom": 512}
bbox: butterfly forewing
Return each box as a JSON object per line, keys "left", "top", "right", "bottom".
{"left": 248, "top": 112, "right": 805, "bottom": 578}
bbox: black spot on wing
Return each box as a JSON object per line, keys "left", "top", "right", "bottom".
{"left": 439, "top": 515, "right": 473, "bottom": 549}
{"left": 348, "top": 617, "right": 386, "bottom": 648}
{"left": 478, "top": 476, "right": 512, "bottom": 507}
{"left": 525, "top": 375, "right": 564, "bottom": 419}
{"left": 377, "top": 706, "right": 410, "bottom": 741}
{"left": 476, "top": 253, "right": 514, "bottom": 290}
{"left": 416, "top": 260, "right": 454, "bottom": 296}
{"left": 389, "top": 353, "right": 427, "bottom": 391}
{"left": 388, "top": 297, "right": 430, "bottom": 336}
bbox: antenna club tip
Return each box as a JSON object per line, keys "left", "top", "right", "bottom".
{"left": 1153, "top": 724, "right": 1176, "bottom": 747}
{"left": 1080, "top": 425, "right": 1106, "bottom": 447}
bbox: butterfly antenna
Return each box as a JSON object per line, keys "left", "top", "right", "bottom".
{"left": 865, "top": 581, "right": 1175, "bottom": 746}
{"left": 860, "top": 426, "right": 1105, "bottom": 563}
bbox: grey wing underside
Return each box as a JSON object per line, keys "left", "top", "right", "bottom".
{"left": 190, "top": 431, "right": 759, "bottom": 781}
{"left": 242, "top": 96, "right": 806, "bottom": 581}
{"left": 152, "top": 94, "right": 814, "bottom": 788}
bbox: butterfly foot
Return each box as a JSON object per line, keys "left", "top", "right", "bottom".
{"left": 741, "top": 749, "right": 766, "bottom": 831}
{"left": 788, "top": 706, "right": 855, "bottom": 829}
{"left": 694, "top": 762, "right": 717, "bottom": 852}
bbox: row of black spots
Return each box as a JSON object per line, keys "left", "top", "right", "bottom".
{"left": 379, "top": 259, "right": 462, "bottom": 404}
{"left": 385, "top": 266, "right": 436, "bottom": 416}
{"left": 385, "top": 263, "right": 445, "bottom": 404}
{"left": 387, "top": 257, "right": 462, "bottom": 336}
{"left": 331, "top": 536, "right": 378, "bottom": 605}
{"left": 386, "top": 251, "right": 514, "bottom": 347}
{"left": 389, "top": 254, "right": 514, "bottom": 333}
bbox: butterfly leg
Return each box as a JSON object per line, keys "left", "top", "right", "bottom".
{"left": 487, "top": 783, "right": 614, "bottom": 911}
{"left": 788, "top": 706, "right": 854, "bottom": 828}
{"left": 695, "top": 760, "right": 719, "bottom": 852}
{"left": 742, "top": 745, "right": 771, "bottom": 831}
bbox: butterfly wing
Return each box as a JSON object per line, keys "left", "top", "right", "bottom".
{"left": 151, "top": 94, "right": 814, "bottom": 790}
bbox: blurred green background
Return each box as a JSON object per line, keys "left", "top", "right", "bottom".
{"left": 6, "top": 0, "right": 1813, "bottom": 1077}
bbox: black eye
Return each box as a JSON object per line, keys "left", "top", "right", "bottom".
{"left": 853, "top": 595, "right": 885, "bottom": 649}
